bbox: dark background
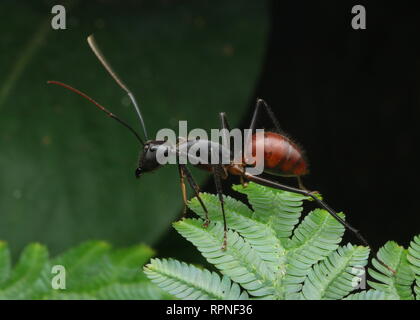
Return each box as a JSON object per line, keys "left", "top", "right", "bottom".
{"left": 157, "top": 0, "right": 420, "bottom": 261}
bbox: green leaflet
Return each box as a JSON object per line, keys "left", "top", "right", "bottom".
{"left": 344, "top": 289, "right": 388, "bottom": 300}
{"left": 301, "top": 244, "right": 370, "bottom": 300}
{"left": 368, "top": 241, "right": 415, "bottom": 300}
{"left": 284, "top": 209, "right": 345, "bottom": 299}
{"left": 45, "top": 241, "right": 112, "bottom": 293}
{"left": 42, "top": 283, "right": 168, "bottom": 300}
{"left": 233, "top": 183, "right": 308, "bottom": 243}
{"left": 0, "top": 241, "right": 11, "bottom": 286}
{"left": 174, "top": 219, "right": 276, "bottom": 298}
{"left": 188, "top": 194, "right": 286, "bottom": 279}
{"left": 407, "top": 235, "right": 420, "bottom": 299}
{"left": 0, "top": 241, "right": 170, "bottom": 300}
{"left": 144, "top": 258, "right": 248, "bottom": 300}
{"left": 0, "top": 243, "right": 50, "bottom": 299}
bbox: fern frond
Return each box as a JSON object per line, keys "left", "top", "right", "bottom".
{"left": 46, "top": 241, "right": 112, "bottom": 293}
{"left": 344, "top": 289, "right": 388, "bottom": 300}
{"left": 43, "top": 242, "right": 157, "bottom": 295}
{"left": 188, "top": 194, "right": 285, "bottom": 277}
{"left": 233, "top": 183, "right": 308, "bottom": 242}
{"left": 301, "top": 244, "right": 370, "bottom": 300}
{"left": 407, "top": 235, "right": 420, "bottom": 299}
{"left": 0, "top": 243, "right": 50, "bottom": 299}
{"left": 96, "top": 282, "right": 173, "bottom": 300}
{"left": 174, "top": 218, "right": 276, "bottom": 298}
{"left": 0, "top": 241, "right": 169, "bottom": 300}
{"left": 111, "top": 244, "right": 155, "bottom": 269}
{"left": 0, "top": 182, "right": 416, "bottom": 300}
{"left": 108, "top": 244, "right": 155, "bottom": 283}
{"left": 368, "top": 241, "right": 415, "bottom": 300}
{"left": 144, "top": 258, "right": 248, "bottom": 300}
{"left": 283, "top": 209, "right": 345, "bottom": 298}
{"left": 41, "top": 292, "right": 97, "bottom": 300}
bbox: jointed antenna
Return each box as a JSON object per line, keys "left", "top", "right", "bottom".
{"left": 47, "top": 80, "right": 144, "bottom": 146}
{"left": 87, "top": 35, "right": 149, "bottom": 141}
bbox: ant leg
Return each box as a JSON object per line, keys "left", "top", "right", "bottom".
{"left": 245, "top": 98, "right": 283, "bottom": 159}
{"left": 177, "top": 164, "right": 188, "bottom": 217}
{"left": 297, "top": 176, "right": 319, "bottom": 194}
{"left": 297, "top": 176, "right": 306, "bottom": 190}
{"left": 180, "top": 164, "right": 210, "bottom": 227}
{"left": 174, "top": 147, "right": 228, "bottom": 248}
{"left": 244, "top": 173, "right": 397, "bottom": 273}
{"left": 240, "top": 175, "right": 249, "bottom": 188}
{"left": 212, "top": 165, "right": 228, "bottom": 250}
{"left": 244, "top": 173, "right": 369, "bottom": 247}
{"left": 249, "top": 98, "right": 283, "bottom": 134}
{"left": 297, "top": 176, "right": 310, "bottom": 191}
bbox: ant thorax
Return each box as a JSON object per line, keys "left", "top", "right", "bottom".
{"left": 175, "top": 138, "right": 231, "bottom": 166}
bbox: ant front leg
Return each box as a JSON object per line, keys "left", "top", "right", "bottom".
{"left": 211, "top": 164, "right": 228, "bottom": 251}
{"left": 177, "top": 164, "right": 188, "bottom": 217}
{"left": 173, "top": 147, "right": 211, "bottom": 227}
{"left": 296, "top": 176, "right": 320, "bottom": 196}
{"left": 174, "top": 145, "right": 228, "bottom": 249}
{"left": 179, "top": 164, "right": 210, "bottom": 227}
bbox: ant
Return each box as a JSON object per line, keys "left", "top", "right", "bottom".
{"left": 48, "top": 35, "right": 392, "bottom": 272}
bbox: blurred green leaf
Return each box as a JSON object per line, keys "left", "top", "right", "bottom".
{"left": 0, "top": 0, "right": 268, "bottom": 255}
{"left": 0, "top": 240, "right": 172, "bottom": 299}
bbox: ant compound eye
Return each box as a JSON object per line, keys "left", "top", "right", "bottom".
{"left": 135, "top": 168, "right": 142, "bottom": 179}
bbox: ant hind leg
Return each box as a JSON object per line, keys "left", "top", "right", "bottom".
{"left": 297, "top": 176, "right": 320, "bottom": 195}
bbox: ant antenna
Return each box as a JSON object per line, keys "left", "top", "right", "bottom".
{"left": 47, "top": 80, "right": 145, "bottom": 146}
{"left": 87, "top": 35, "right": 149, "bottom": 141}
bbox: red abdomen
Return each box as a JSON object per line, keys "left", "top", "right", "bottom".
{"left": 247, "top": 132, "right": 308, "bottom": 177}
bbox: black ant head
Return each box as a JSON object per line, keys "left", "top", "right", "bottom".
{"left": 135, "top": 140, "right": 167, "bottom": 179}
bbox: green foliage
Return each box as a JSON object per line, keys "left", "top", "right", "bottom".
{"left": 144, "top": 258, "right": 248, "bottom": 300}
{"left": 407, "top": 236, "right": 420, "bottom": 299}
{"left": 145, "top": 183, "right": 420, "bottom": 300}
{"left": 0, "top": 241, "right": 172, "bottom": 300}
{"left": 0, "top": 183, "right": 418, "bottom": 300}
{"left": 368, "top": 241, "right": 416, "bottom": 300}
{"left": 343, "top": 289, "right": 387, "bottom": 300}
{"left": 301, "top": 244, "right": 369, "bottom": 300}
